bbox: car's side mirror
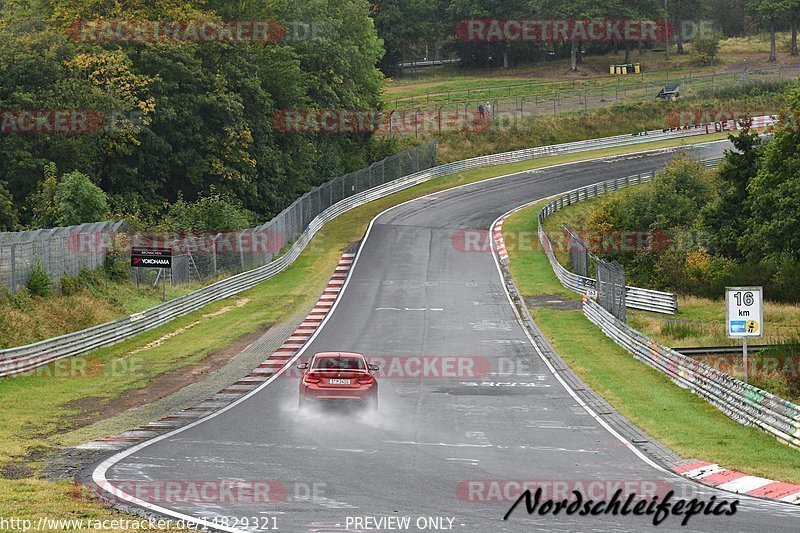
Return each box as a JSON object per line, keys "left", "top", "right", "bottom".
{"left": 368, "top": 364, "right": 379, "bottom": 371}
{"left": 296, "top": 362, "right": 309, "bottom": 370}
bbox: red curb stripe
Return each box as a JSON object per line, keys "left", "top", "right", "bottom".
{"left": 83, "top": 250, "right": 353, "bottom": 450}
{"left": 746, "top": 481, "right": 800, "bottom": 499}
{"left": 702, "top": 470, "right": 747, "bottom": 486}
{"left": 674, "top": 461, "right": 713, "bottom": 474}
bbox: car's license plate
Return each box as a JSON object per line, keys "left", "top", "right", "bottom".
{"left": 328, "top": 378, "right": 350, "bottom": 385}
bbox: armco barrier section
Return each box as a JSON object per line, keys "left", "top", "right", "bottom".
{"left": 0, "top": 119, "right": 773, "bottom": 377}
{"left": 583, "top": 296, "right": 800, "bottom": 449}
{"left": 537, "top": 158, "right": 724, "bottom": 314}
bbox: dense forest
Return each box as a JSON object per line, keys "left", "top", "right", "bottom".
{"left": 0, "top": 0, "right": 389, "bottom": 230}
{"left": 372, "top": 0, "right": 795, "bottom": 71}
{"left": 0, "top": 0, "right": 794, "bottom": 233}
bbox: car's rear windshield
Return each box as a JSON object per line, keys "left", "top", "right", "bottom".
{"left": 312, "top": 356, "right": 365, "bottom": 370}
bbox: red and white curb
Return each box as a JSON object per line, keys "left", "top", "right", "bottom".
{"left": 78, "top": 252, "right": 356, "bottom": 451}
{"left": 493, "top": 215, "right": 510, "bottom": 263}
{"left": 675, "top": 461, "right": 800, "bottom": 505}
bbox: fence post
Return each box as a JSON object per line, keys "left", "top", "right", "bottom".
{"left": 238, "top": 232, "right": 245, "bottom": 271}
{"left": 211, "top": 234, "right": 219, "bottom": 277}
{"left": 10, "top": 244, "right": 15, "bottom": 292}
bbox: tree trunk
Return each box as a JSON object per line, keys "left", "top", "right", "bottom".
{"left": 576, "top": 39, "right": 583, "bottom": 64}
{"left": 676, "top": 19, "right": 685, "bottom": 54}
{"left": 770, "top": 20, "right": 777, "bottom": 61}
{"left": 792, "top": 17, "right": 798, "bottom": 56}
{"left": 503, "top": 48, "right": 509, "bottom": 68}
{"left": 624, "top": 41, "right": 630, "bottom": 63}
{"left": 570, "top": 42, "right": 578, "bottom": 70}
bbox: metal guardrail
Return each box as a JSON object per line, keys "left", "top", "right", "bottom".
{"left": 537, "top": 157, "right": 727, "bottom": 314}
{"left": 0, "top": 121, "right": 767, "bottom": 377}
{"left": 676, "top": 345, "right": 796, "bottom": 356}
{"left": 584, "top": 296, "right": 800, "bottom": 449}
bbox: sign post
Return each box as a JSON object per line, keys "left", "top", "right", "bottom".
{"left": 725, "top": 286, "right": 763, "bottom": 383}
{"left": 131, "top": 247, "right": 173, "bottom": 302}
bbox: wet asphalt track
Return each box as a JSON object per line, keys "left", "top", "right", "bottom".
{"left": 94, "top": 142, "right": 800, "bottom": 532}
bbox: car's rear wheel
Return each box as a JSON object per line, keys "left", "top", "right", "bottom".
{"left": 367, "top": 395, "right": 378, "bottom": 412}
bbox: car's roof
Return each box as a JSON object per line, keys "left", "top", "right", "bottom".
{"left": 312, "top": 351, "right": 364, "bottom": 358}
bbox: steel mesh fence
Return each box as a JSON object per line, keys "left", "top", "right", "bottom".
{"left": 0, "top": 144, "right": 437, "bottom": 291}
{"left": 0, "top": 221, "right": 129, "bottom": 292}
{"left": 594, "top": 255, "right": 627, "bottom": 322}
{"left": 565, "top": 225, "right": 589, "bottom": 278}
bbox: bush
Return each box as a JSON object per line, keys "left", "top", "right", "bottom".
{"left": 60, "top": 268, "right": 105, "bottom": 296}
{"left": 103, "top": 254, "right": 130, "bottom": 283}
{"left": 693, "top": 27, "right": 722, "bottom": 66}
{"left": 26, "top": 260, "right": 52, "bottom": 297}
{"left": 59, "top": 274, "right": 83, "bottom": 296}
{"left": 163, "top": 190, "right": 255, "bottom": 233}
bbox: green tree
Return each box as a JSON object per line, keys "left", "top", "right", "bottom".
{"left": 701, "top": 128, "right": 763, "bottom": 259}
{"left": 668, "top": 0, "right": 709, "bottom": 54}
{"left": 746, "top": 87, "right": 800, "bottom": 260}
{"left": 163, "top": 191, "right": 254, "bottom": 233}
{"left": 370, "top": 0, "right": 438, "bottom": 73}
{"left": 56, "top": 171, "right": 109, "bottom": 226}
{"left": 0, "top": 181, "right": 18, "bottom": 231}
{"left": 693, "top": 25, "right": 722, "bottom": 65}
{"left": 748, "top": 0, "right": 792, "bottom": 61}
{"left": 29, "top": 163, "right": 62, "bottom": 228}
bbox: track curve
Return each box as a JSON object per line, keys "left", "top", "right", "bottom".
{"left": 92, "top": 142, "right": 800, "bottom": 532}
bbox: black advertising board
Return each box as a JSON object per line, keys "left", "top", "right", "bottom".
{"left": 130, "top": 247, "right": 173, "bottom": 268}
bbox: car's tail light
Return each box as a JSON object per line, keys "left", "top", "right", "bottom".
{"left": 358, "top": 375, "right": 374, "bottom": 385}
{"left": 303, "top": 375, "right": 321, "bottom": 384}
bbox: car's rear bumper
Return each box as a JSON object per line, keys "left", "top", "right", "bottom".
{"left": 300, "top": 386, "right": 376, "bottom": 403}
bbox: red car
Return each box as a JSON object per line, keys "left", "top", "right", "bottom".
{"left": 297, "top": 352, "right": 379, "bottom": 410}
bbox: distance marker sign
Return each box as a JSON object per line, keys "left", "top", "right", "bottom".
{"left": 726, "top": 286, "right": 763, "bottom": 338}
{"left": 131, "top": 247, "right": 173, "bottom": 269}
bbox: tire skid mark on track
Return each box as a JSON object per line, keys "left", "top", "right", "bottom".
{"left": 78, "top": 253, "right": 355, "bottom": 452}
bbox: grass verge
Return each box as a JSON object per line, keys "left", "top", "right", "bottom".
{"left": 504, "top": 199, "right": 800, "bottom": 483}
{"left": 0, "top": 133, "right": 737, "bottom": 524}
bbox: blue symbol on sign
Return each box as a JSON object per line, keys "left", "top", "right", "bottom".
{"left": 730, "top": 320, "right": 746, "bottom": 334}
